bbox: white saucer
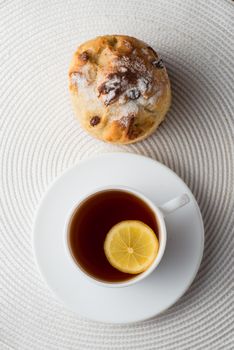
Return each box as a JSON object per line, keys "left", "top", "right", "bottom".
{"left": 33, "top": 153, "right": 204, "bottom": 323}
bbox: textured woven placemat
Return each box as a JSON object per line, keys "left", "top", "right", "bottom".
{"left": 0, "top": 0, "right": 233, "bottom": 349}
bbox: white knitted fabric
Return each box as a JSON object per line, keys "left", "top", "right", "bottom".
{"left": 0, "top": 0, "right": 233, "bottom": 349}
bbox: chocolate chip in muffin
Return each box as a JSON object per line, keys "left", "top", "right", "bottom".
{"left": 90, "top": 116, "right": 101, "bottom": 126}
{"left": 98, "top": 73, "right": 128, "bottom": 105}
{"left": 152, "top": 58, "right": 164, "bottom": 69}
{"left": 127, "top": 88, "right": 141, "bottom": 100}
{"left": 98, "top": 69, "right": 140, "bottom": 106}
{"left": 107, "top": 36, "right": 118, "bottom": 47}
{"left": 79, "top": 51, "right": 89, "bottom": 61}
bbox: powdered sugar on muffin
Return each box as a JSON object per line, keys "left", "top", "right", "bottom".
{"left": 69, "top": 35, "right": 171, "bottom": 144}
{"left": 71, "top": 48, "right": 161, "bottom": 115}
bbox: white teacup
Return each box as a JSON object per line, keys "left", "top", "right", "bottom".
{"left": 64, "top": 186, "right": 190, "bottom": 288}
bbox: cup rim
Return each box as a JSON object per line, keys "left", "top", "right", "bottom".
{"left": 64, "top": 185, "right": 167, "bottom": 288}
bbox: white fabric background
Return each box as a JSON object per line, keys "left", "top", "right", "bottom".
{"left": 0, "top": 0, "right": 233, "bottom": 349}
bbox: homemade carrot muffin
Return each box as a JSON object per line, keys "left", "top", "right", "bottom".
{"left": 69, "top": 35, "right": 171, "bottom": 144}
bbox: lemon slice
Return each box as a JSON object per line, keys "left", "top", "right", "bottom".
{"left": 104, "top": 220, "right": 159, "bottom": 274}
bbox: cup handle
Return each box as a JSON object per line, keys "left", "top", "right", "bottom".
{"left": 158, "top": 194, "right": 190, "bottom": 217}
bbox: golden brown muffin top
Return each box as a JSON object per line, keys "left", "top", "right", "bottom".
{"left": 69, "top": 35, "right": 168, "bottom": 129}
{"left": 69, "top": 35, "right": 168, "bottom": 117}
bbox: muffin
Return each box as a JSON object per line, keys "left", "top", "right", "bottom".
{"left": 69, "top": 35, "right": 171, "bottom": 144}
